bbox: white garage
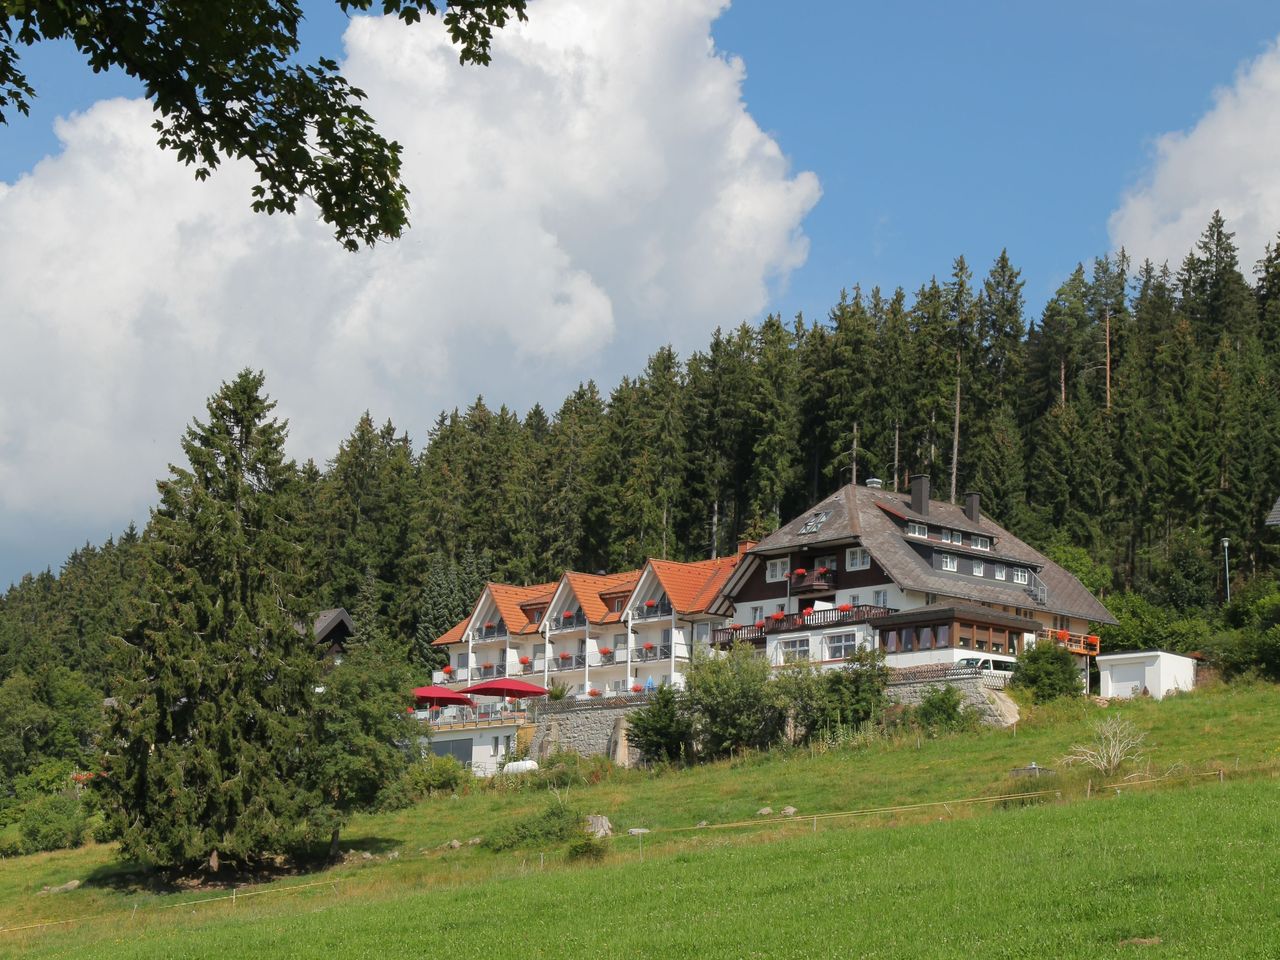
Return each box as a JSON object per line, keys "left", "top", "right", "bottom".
{"left": 1097, "top": 650, "right": 1196, "bottom": 701}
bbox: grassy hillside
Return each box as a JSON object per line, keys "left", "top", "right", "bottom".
{"left": 3, "top": 683, "right": 1279, "bottom": 958}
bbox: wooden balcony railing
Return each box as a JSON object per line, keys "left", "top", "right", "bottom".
{"left": 790, "top": 570, "right": 836, "bottom": 593}
{"left": 712, "top": 605, "right": 896, "bottom": 645}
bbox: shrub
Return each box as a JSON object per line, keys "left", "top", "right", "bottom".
{"left": 911, "top": 685, "right": 978, "bottom": 733}
{"left": 378, "top": 754, "right": 466, "bottom": 809}
{"left": 566, "top": 834, "right": 607, "bottom": 862}
{"left": 825, "top": 648, "right": 890, "bottom": 726}
{"left": 1012, "top": 641, "right": 1082, "bottom": 703}
{"left": 685, "top": 643, "right": 784, "bottom": 757}
{"left": 484, "top": 801, "right": 580, "bottom": 852}
{"left": 536, "top": 751, "right": 616, "bottom": 788}
{"left": 626, "top": 685, "right": 692, "bottom": 763}
{"left": 1060, "top": 715, "right": 1147, "bottom": 776}
{"left": 19, "top": 792, "right": 87, "bottom": 853}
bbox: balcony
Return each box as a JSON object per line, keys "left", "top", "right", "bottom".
{"left": 553, "top": 612, "right": 587, "bottom": 631}
{"left": 634, "top": 601, "right": 673, "bottom": 620}
{"left": 712, "top": 605, "right": 896, "bottom": 645}
{"left": 474, "top": 623, "right": 508, "bottom": 641}
{"left": 790, "top": 569, "right": 837, "bottom": 594}
{"left": 432, "top": 666, "right": 469, "bottom": 684}
{"left": 471, "top": 662, "right": 508, "bottom": 680}
{"left": 632, "top": 643, "right": 674, "bottom": 662}
{"left": 550, "top": 653, "right": 587, "bottom": 671}
{"left": 1039, "top": 629, "right": 1100, "bottom": 657}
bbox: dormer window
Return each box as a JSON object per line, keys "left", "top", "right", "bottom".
{"left": 907, "top": 522, "right": 928, "bottom": 539}
{"left": 941, "top": 554, "right": 958, "bottom": 572}
{"left": 939, "top": 529, "right": 959, "bottom": 544}
{"left": 973, "top": 535, "right": 991, "bottom": 551}
{"left": 1013, "top": 568, "right": 1029, "bottom": 585}
{"left": 846, "top": 547, "right": 870, "bottom": 571}
{"left": 994, "top": 564, "right": 1007, "bottom": 581}
{"left": 972, "top": 560, "right": 985, "bottom": 577}
{"left": 765, "top": 558, "right": 790, "bottom": 582}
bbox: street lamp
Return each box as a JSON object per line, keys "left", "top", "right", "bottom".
{"left": 1221, "top": 538, "right": 1231, "bottom": 604}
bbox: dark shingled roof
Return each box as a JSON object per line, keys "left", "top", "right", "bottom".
{"left": 1268, "top": 494, "right": 1280, "bottom": 527}
{"left": 743, "top": 483, "right": 1117, "bottom": 625}
{"left": 312, "top": 608, "right": 353, "bottom": 643}
{"left": 869, "top": 603, "right": 1041, "bottom": 632}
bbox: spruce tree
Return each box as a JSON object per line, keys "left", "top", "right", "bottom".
{"left": 101, "top": 370, "right": 320, "bottom": 873}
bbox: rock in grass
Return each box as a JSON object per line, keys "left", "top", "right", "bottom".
{"left": 586, "top": 815, "right": 612, "bottom": 838}
{"left": 37, "top": 879, "right": 81, "bottom": 896}
{"left": 781, "top": 806, "right": 798, "bottom": 817}
{"left": 627, "top": 828, "right": 650, "bottom": 836}
{"left": 756, "top": 807, "right": 773, "bottom": 817}
{"left": 696, "top": 820, "right": 709, "bottom": 828}
{"left": 467, "top": 837, "right": 483, "bottom": 846}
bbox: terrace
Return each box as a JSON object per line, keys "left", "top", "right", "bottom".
{"left": 1039, "top": 628, "right": 1101, "bottom": 657}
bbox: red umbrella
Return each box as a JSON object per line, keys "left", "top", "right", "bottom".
{"left": 460, "top": 678, "right": 549, "bottom": 698}
{"left": 412, "top": 685, "right": 475, "bottom": 707}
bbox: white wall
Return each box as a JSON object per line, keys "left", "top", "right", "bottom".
{"left": 1098, "top": 651, "right": 1196, "bottom": 700}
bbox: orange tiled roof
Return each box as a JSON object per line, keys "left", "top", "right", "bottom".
{"left": 431, "top": 616, "right": 470, "bottom": 647}
{"left": 649, "top": 555, "right": 743, "bottom": 614}
{"left": 490, "top": 581, "right": 558, "bottom": 635}
{"left": 563, "top": 570, "right": 641, "bottom": 624}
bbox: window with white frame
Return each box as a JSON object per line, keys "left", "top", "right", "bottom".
{"left": 848, "top": 593, "right": 861, "bottom": 606}
{"left": 972, "top": 560, "right": 985, "bottom": 577}
{"left": 765, "top": 558, "right": 790, "bottom": 582}
{"left": 994, "top": 564, "right": 1007, "bottom": 581}
{"left": 846, "top": 547, "right": 871, "bottom": 570}
{"left": 778, "top": 636, "right": 810, "bottom": 664}
{"left": 873, "top": 589, "right": 889, "bottom": 607}
{"left": 826, "top": 632, "right": 862, "bottom": 660}
{"left": 906, "top": 522, "right": 928, "bottom": 538}
{"left": 1013, "top": 568, "right": 1029, "bottom": 585}
{"left": 939, "top": 528, "right": 957, "bottom": 544}
{"left": 815, "top": 554, "right": 838, "bottom": 573}
{"left": 972, "top": 535, "right": 991, "bottom": 551}
{"left": 941, "top": 554, "right": 958, "bottom": 572}
{"left": 750, "top": 605, "right": 765, "bottom": 624}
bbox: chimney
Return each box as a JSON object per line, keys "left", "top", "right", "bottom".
{"left": 737, "top": 540, "right": 758, "bottom": 556}
{"left": 865, "top": 477, "right": 883, "bottom": 489}
{"left": 964, "top": 491, "right": 981, "bottom": 524}
{"left": 910, "top": 474, "right": 930, "bottom": 515}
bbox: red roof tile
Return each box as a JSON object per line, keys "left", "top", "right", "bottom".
{"left": 649, "top": 555, "right": 743, "bottom": 614}
{"left": 431, "top": 617, "right": 470, "bottom": 647}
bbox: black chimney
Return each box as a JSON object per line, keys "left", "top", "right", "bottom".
{"left": 964, "top": 491, "right": 981, "bottom": 524}
{"left": 910, "top": 474, "right": 930, "bottom": 515}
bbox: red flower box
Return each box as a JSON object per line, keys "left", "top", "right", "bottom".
{"left": 482, "top": 662, "right": 493, "bottom": 669}
{"left": 771, "top": 611, "right": 786, "bottom": 621}
{"left": 1087, "top": 634, "right": 1099, "bottom": 644}
{"left": 816, "top": 566, "right": 830, "bottom": 575}
{"left": 793, "top": 568, "right": 807, "bottom": 577}
{"left": 731, "top": 623, "right": 742, "bottom": 630}
{"left": 631, "top": 684, "right": 643, "bottom": 693}
{"left": 519, "top": 656, "right": 531, "bottom": 665}
{"left": 563, "top": 610, "right": 576, "bottom": 619}
{"left": 588, "top": 689, "right": 602, "bottom": 698}
{"left": 802, "top": 607, "right": 814, "bottom": 617}
{"left": 599, "top": 647, "right": 613, "bottom": 656}
{"left": 442, "top": 665, "right": 453, "bottom": 674}
{"left": 484, "top": 621, "right": 495, "bottom": 629}
{"left": 559, "top": 651, "right": 572, "bottom": 660}
{"left": 644, "top": 599, "right": 657, "bottom": 608}
{"left": 755, "top": 620, "right": 766, "bottom": 629}
{"left": 1056, "top": 629, "right": 1069, "bottom": 642}
{"left": 643, "top": 641, "right": 655, "bottom": 651}
{"left": 837, "top": 603, "right": 853, "bottom": 613}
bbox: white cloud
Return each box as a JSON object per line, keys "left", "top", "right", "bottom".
{"left": 0, "top": 0, "right": 819, "bottom": 582}
{"left": 1110, "top": 37, "right": 1280, "bottom": 271}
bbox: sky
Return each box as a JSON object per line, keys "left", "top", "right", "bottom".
{"left": 3, "top": 0, "right": 1280, "bottom": 587}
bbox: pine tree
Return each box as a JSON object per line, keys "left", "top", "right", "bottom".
{"left": 102, "top": 370, "right": 321, "bottom": 872}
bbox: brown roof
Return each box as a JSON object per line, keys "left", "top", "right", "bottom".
{"left": 737, "top": 483, "right": 1116, "bottom": 625}
{"left": 649, "top": 555, "right": 743, "bottom": 614}
{"left": 431, "top": 616, "right": 470, "bottom": 647}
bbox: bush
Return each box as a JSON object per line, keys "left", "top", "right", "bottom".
{"left": 484, "top": 801, "right": 580, "bottom": 852}
{"left": 1012, "top": 642, "right": 1082, "bottom": 703}
{"left": 378, "top": 754, "right": 467, "bottom": 809}
{"left": 911, "top": 685, "right": 978, "bottom": 733}
{"left": 537, "top": 751, "right": 616, "bottom": 788}
{"left": 685, "top": 643, "right": 784, "bottom": 758}
{"left": 825, "top": 648, "right": 890, "bottom": 727}
{"left": 19, "top": 792, "right": 87, "bottom": 853}
{"left": 627, "top": 685, "right": 692, "bottom": 763}
{"left": 566, "top": 834, "right": 607, "bottom": 862}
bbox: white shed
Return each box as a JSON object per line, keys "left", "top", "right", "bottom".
{"left": 1097, "top": 650, "right": 1196, "bottom": 700}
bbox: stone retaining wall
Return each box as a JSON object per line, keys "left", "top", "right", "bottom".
{"left": 887, "top": 674, "right": 1006, "bottom": 726}
{"left": 529, "top": 701, "right": 645, "bottom": 766}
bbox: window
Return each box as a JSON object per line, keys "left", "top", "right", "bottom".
{"left": 907, "top": 522, "right": 928, "bottom": 538}
{"left": 846, "top": 547, "right": 871, "bottom": 570}
{"left": 941, "top": 554, "right": 958, "bottom": 572}
{"left": 614, "top": 632, "right": 627, "bottom": 652}
{"left": 1013, "top": 568, "right": 1029, "bottom": 585}
{"left": 972, "top": 536, "right": 991, "bottom": 551}
{"left": 765, "top": 558, "right": 790, "bottom": 582}
{"left": 939, "top": 528, "right": 958, "bottom": 544}
{"left": 778, "top": 637, "right": 810, "bottom": 663}
{"left": 935, "top": 624, "right": 951, "bottom": 648}
{"left": 901, "top": 626, "right": 915, "bottom": 651}
{"left": 826, "top": 633, "right": 862, "bottom": 660}
{"left": 612, "top": 598, "right": 624, "bottom": 612}
{"left": 873, "top": 589, "right": 889, "bottom": 607}
{"left": 994, "top": 564, "right": 1007, "bottom": 581}
{"left": 848, "top": 593, "right": 861, "bottom": 606}
{"left": 661, "top": 627, "right": 673, "bottom": 648}
{"left": 815, "top": 554, "right": 838, "bottom": 573}
{"left": 694, "top": 622, "right": 711, "bottom": 643}
{"left": 750, "top": 605, "right": 765, "bottom": 624}
{"left": 797, "top": 510, "right": 831, "bottom": 535}
{"left": 972, "top": 560, "right": 985, "bottom": 577}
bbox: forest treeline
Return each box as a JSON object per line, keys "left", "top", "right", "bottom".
{"left": 3, "top": 213, "right": 1280, "bottom": 843}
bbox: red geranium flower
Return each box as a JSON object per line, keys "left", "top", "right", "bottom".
{"left": 643, "top": 641, "right": 655, "bottom": 651}
{"left": 442, "top": 665, "right": 453, "bottom": 674}
{"left": 588, "top": 688, "right": 602, "bottom": 697}
{"left": 816, "top": 566, "right": 829, "bottom": 575}
{"left": 599, "top": 647, "right": 613, "bottom": 656}
{"left": 837, "top": 603, "right": 853, "bottom": 613}
{"left": 1056, "top": 629, "right": 1069, "bottom": 642}
{"left": 771, "top": 611, "right": 786, "bottom": 621}
{"left": 559, "top": 651, "right": 572, "bottom": 660}
{"left": 644, "top": 599, "right": 657, "bottom": 608}
{"left": 802, "top": 607, "right": 814, "bottom": 617}
{"left": 755, "top": 620, "right": 766, "bottom": 629}
{"left": 631, "top": 684, "right": 643, "bottom": 693}
{"left": 482, "top": 661, "right": 493, "bottom": 669}
{"left": 793, "top": 567, "right": 807, "bottom": 576}
{"left": 519, "top": 655, "right": 531, "bottom": 665}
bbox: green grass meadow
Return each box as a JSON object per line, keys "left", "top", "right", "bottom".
{"left": 3, "top": 683, "right": 1279, "bottom": 958}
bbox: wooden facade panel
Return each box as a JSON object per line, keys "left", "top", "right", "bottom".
{"left": 730, "top": 547, "right": 892, "bottom": 604}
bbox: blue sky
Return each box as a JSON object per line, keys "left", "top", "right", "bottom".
{"left": 3, "top": 0, "right": 1280, "bottom": 586}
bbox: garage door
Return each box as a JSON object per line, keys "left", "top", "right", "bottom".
{"left": 430, "top": 738, "right": 472, "bottom": 763}
{"left": 1108, "top": 663, "right": 1146, "bottom": 697}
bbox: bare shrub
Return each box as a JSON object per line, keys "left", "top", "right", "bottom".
{"left": 1060, "top": 715, "right": 1147, "bottom": 777}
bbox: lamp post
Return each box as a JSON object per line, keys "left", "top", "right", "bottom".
{"left": 1221, "top": 538, "right": 1231, "bottom": 605}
